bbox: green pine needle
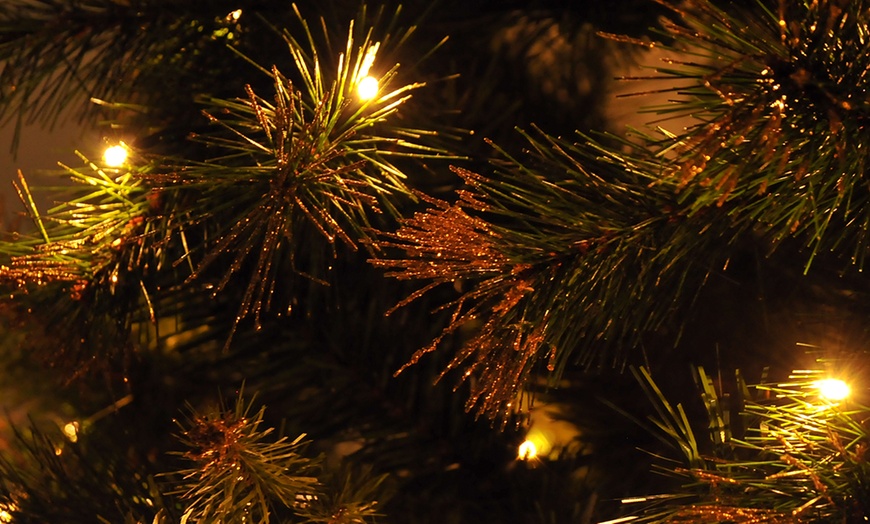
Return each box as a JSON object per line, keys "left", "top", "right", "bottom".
{"left": 143, "top": 4, "right": 454, "bottom": 345}
{"left": 371, "top": 128, "right": 733, "bottom": 420}
{"left": 623, "top": 364, "right": 870, "bottom": 522}
{"left": 172, "top": 393, "right": 320, "bottom": 524}
{"left": 636, "top": 0, "right": 870, "bottom": 270}
{"left": 0, "top": 151, "right": 150, "bottom": 288}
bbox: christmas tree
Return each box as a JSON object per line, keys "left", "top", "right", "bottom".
{"left": 1, "top": 0, "right": 869, "bottom": 522}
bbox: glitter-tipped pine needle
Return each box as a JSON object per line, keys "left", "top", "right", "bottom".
{"left": 0, "top": 149, "right": 176, "bottom": 371}
{"left": 172, "top": 394, "right": 319, "bottom": 524}
{"left": 622, "top": 365, "right": 870, "bottom": 522}
{"left": 629, "top": 0, "right": 870, "bottom": 269}
{"left": 0, "top": 152, "right": 152, "bottom": 298}
{"left": 147, "top": 5, "right": 451, "bottom": 345}
{"left": 370, "top": 130, "right": 730, "bottom": 420}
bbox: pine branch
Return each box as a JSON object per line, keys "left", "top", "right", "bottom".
{"left": 139, "top": 4, "right": 453, "bottom": 344}
{"left": 293, "top": 463, "right": 389, "bottom": 524}
{"left": 366, "top": 0, "right": 870, "bottom": 423}
{"left": 0, "top": 151, "right": 171, "bottom": 372}
{"left": 632, "top": 0, "right": 870, "bottom": 269}
{"left": 0, "top": 418, "right": 166, "bottom": 523}
{"left": 369, "top": 129, "right": 735, "bottom": 420}
{"left": 0, "top": 3, "right": 454, "bottom": 362}
{"left": 0, "top": 0, "right": 253, "bottom": 138}
{"left": 622, "top": 363, "right": 870, "bottom": 522}
{"left": 0, "top": 153, "right": 149, "bottom": 285}
{"left": 170, "top": 393, "right": 319, "bottom": 524}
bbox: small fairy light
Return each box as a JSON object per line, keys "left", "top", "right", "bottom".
{"left": 102, "top": 143, "right": 128, "bottom": 167}
{"left": 355, "top": 42, "right": 380, "bottom": 101}
{"left": 62, "top": 421, "right": 79, "bottom": 443}
{"left": 517, "top": 426, "right": 553, "bottom": 461}
{"left": 0, "top": 503, "right": 15, "bottom": 523}
{"left": 815, "top": 378, "right": 850, "bottom": 401}
{"left": 227, "top": 8, "right": 242, "bottom": 21}
{"left": 517, "top": 439, "right": 538, "bottom": 461}
{"left": 357, "top": 75, "right": 379, "bottom": 101}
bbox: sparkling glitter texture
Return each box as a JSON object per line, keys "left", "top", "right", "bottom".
{"left": 371, "top": 187, "right": 543, "bottom": 419}
{"left": 647, "top": 0, "right": 870, "bottom": 266}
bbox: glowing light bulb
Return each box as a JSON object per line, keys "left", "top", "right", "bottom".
{"left": 815, "top": 378, "right": 850, "bottom": 401}
{"left": 357, "top": 76, "right": 379, "bottom": 101}
{"left": 63, "top": 421, "right": 79, "bottom": 442}
{"left": 227, "top": 9, "right": 242, "bottom": 21}
{"left": 0, "top": 503, "right": 15, "bottom": 523}
{"left": 517, "top": 439, "right": 538, "bottom": 460}
{"left": 102, "top": 144, "right": 128, "bottom": 167}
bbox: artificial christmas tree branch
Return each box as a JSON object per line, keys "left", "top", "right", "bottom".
{"left": 0, "top": 1, "right": 452, "bottom": 357}
{"left": 3, "top": 0, "right": 870, "bottom": 521}
{"left": 622, "top": 364, "right": 870, "bottom": 522}
{"left": 370, "top": 0, "right": 870, "bottom": 426}
{"left": 138, "top": 5, "right": 453, "bottom": 343}
{"left": 370, "top": 129, "right": 736, "bottom": 420}
{"left": 171, "top": 394, "right": 321, "bottom": 523}
{"left": 0, "top": 0, "right": 253, "bottom": 140}
{"left": 637, "top": 0, "right": 870, "bottom": 268}
{"left": 0, "top": 416, "right": 169, "bottom": 523}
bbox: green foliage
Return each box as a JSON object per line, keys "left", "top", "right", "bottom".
{"left": 169, "top": 389, "right": 396, "bottom": 524}
{"left": 0, "top": 151, "right": 163, "bottom": 371}
{"left": 0, "top": 1, "right": 454, "bottom": 355}
{"left": 293, "top": 463, "right": 390, "bottom": 523}
{"left": 0, "top": 151, "right": 150, "bottom": 284}
{"left": 624, "top": 365, "right": 870, "bottom": 522}
{"left": 369, "top": 0, "right": 870, "bottom": 425}
{"left": 640, "top": 0, "right": 870, "bottom": 269}
{"left": 3, "top": 0, "right": 870, "bottom": 522}
{"left": 370, "top": 127, "right": 737, "bottom": 420}
{"left": 0, "top": 419, "right": 166, "bottom": 523}
{"left": 131, "top": 3, "right": 455, "bottom": 344}
{"left": 172, "top": 394, "right": 320, "bottom": 523}
{"left": 0, "top": 1, "right": 250, "bottom": 141}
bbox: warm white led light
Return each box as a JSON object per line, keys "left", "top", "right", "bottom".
{"left": 63, "top": 421, "right": 79, "bottom": 442}
{"left": 357, "top": 75, "right": 379, "bottom": 101}
{"left": 517, "top": 439, "right": 538, "bottom": 460}
{"left": 0, "top": 503, "right": 15, "bottom": 523}
{"left": 816, "top": 378, "right": 850, "bottom": 401}
{"left": 102, "top": 144, "right": 128, "bottom": 167}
